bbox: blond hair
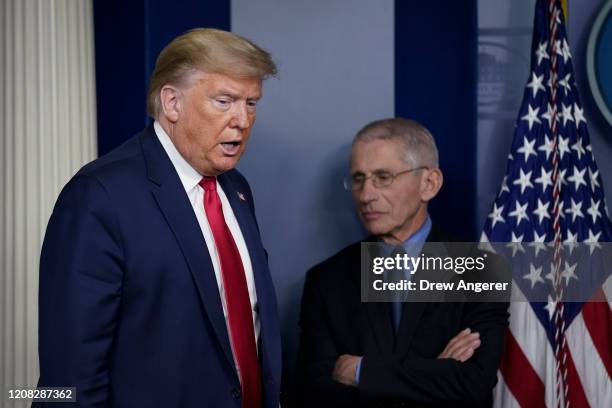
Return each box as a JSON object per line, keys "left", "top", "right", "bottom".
{"left": 147, "top": 28, "right": 277, "bottom": 117}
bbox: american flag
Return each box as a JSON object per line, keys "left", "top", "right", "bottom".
{"left": 481, "top": 0, "right": 612, "bottom": 406}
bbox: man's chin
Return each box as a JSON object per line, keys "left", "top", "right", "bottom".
{"left": 210, "top": 157, "right": 241, "bottom": 174}
{"left": 362, "top": 222, "right": 389, "bottom": 237}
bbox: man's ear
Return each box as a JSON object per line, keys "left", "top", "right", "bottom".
{"left": 420, "top": 168, "right": 443, "bottom": 202}
{"left": 160, "top": 85, "right": 182, "bottom": 123}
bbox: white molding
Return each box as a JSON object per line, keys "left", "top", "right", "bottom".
{"left": 0, "top": 1, "right": 96, "bottom": 404}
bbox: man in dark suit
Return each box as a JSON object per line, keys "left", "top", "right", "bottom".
{"left": 36, "top": 28, "right": 280, "bottom": 408}
{"left": 296, "top": 118, "right": 509, "bottom": 407}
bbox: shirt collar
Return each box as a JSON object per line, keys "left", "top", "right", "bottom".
{"left": 401, "top": 215, "right": 432, "bottom": 256}
{"left": 154, "top": 121, "right": 203, "bottom": 193}
{"left": 378, "top": 215, "right": 432, "bottom": 256}
{"left": 405, "top": 215, "right": 432, "bottom": 246}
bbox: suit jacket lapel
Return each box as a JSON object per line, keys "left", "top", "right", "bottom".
{"left": 395, "top": 227, "right": 451, "bottom": 352}
{"left": 140, "top": 126, "right": 236, "bottom": 371}
{"left": 217, "top": 173, "right": 277, "bottom": 340}
{"left": 364, "top": 302, "right": 396, "bottom": 352}
{"left": 395, "top": 301, "right": 427, "bottom": 352}
{"left": 356, "top": 237, "right": 396, "bottom": 352}
{"left": 218, "top": 172, "right": 282, "bottom": 392}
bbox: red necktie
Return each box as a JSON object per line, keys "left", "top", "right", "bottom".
{"left": 199, "top": 176, "right": 262, "bottom": 408}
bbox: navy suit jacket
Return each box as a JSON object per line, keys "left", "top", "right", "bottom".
{"left": 296, "top": 228, "right": 509, "bottom": 407}
{"left": 35, "top": 125, "right": 281, "bottom": 407}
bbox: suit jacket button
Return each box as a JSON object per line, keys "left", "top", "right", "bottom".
{"left": 231, "top": 388, "right": 241, "bottom": 399}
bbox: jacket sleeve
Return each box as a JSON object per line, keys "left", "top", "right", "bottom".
{"left": 358, "top": 300, "right": 509, "bottom": 405}
{"left": 295, "top": 267, "right": 358, "bottom": 408}
{"left": 35, "top": 174, "right": 124, "bottom": 408}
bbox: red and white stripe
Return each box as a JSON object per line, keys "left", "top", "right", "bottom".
{"left": 492, "top": 277, "right": 612, "bottom": 407}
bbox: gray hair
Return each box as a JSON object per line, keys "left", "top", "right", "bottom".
{"left": 353, "top": 117, "right": 439, "bottom": 168}
{"left": 147, "top": 28, "right": 277, "bottom": 118}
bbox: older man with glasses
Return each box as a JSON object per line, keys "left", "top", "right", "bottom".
{"left": 296, "top": 118, "right": 509, "bottom": 407}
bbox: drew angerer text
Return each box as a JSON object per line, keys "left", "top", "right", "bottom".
{"left": 372, "top": 279, "right": 509, "bottom": 293}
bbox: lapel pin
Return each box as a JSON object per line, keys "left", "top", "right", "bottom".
{"left": 237, "top": 192, "right": 246, "bottom": 202}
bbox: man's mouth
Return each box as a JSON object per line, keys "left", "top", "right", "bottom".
{"left": 220, "top": 141, "right": 242, "bottom": 156}
{"left": 361, "top": 211, "right": 384, "bottom": 221}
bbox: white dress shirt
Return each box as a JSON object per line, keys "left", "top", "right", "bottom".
{"left": 153, "top": 121, "right": 260, "bottom": 350}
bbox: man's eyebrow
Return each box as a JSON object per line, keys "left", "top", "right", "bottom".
{"left": 214, "top": 89, "right": 261, "bottom": 100}
{"left": 214, "top": 90, "right": 240, "bottom": 98}
{"left": 352, "top": 168, "right": 392, "bottom": 175}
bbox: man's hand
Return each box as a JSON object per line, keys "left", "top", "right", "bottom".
{"left": 437, "top": 328, "right": 481, "bottom": 362}
{"left": 332, "top": 354, "right": 361, "bottom": 386}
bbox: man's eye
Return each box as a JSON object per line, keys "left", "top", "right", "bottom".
{"left": 213, "top": 98, "right": 231, "bottom": 108}
{"left": 375, "top": 173, "right": 393, "bottom": 182}
{"left": 247, "top": 100, "right": 258, "bottom": 109}
{"left": 352, "top": 175, "right": 365, "bottom": 184}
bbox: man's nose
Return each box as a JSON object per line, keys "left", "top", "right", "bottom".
{"left": 230, "top": 102, "right": 250, "bottom": 130}
{"left": 357, "top": 178, "right": 378, "bottom": 204}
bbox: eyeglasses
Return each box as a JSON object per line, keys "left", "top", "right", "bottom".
{"left": 343, "top": 166, "right": 428, "bottom": 191}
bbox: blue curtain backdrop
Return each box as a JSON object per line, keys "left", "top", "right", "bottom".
{"left": 395, "top": 1, "right": 477, "bottom": 240}
{"left": 93, "top": 0, "right": 230, "bottom": 155}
